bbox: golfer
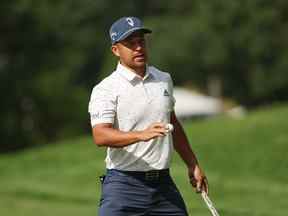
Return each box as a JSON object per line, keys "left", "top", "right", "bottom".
{"left": 88, "top": 16, "right": 208, "bottom": 216}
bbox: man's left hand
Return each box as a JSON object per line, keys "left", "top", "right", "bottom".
{"left": 188, "top": 165, "right": 208, "bottom": 194}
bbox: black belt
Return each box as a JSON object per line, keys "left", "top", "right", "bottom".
{"left": 108, "top": 169, "right": 170, "bottom": 181}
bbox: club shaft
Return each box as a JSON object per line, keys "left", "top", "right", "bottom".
{"left": 201, "top": 191, "right": 220, "bottom": 216}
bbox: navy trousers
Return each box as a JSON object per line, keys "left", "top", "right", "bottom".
{"left": 98, "top": 169, "right": 188, "bottom": 216}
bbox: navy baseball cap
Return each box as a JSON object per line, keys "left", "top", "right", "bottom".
{"left": 109, "top": 17, "right": 152, "bottom": 44}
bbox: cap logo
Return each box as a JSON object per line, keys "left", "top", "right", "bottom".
{"left": 126, "top": 18, "right": 134, "bottom": 27}
{"left": 111, "top": 32, "right": 117, "bottom": 40}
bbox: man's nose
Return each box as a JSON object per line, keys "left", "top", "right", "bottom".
{"left": 134, "top": 42, "right": 144, "bottom": 50}
{"left": 135, "top": 46, "right": 143, "bottom": 53}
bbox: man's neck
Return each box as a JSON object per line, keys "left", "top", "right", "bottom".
{"left": 120, "top": 62, "right": 146, "bottom": 78}
{"left": 134, "top": 67, "right": 146, "bottom": 78}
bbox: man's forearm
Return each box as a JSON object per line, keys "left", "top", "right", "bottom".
{"left": 93, "top": 126, "right": 142, "bottom": 148}
{"left": 171, "top": 113, "right": 199, "bottom": 168}
{"left": 92, "top": 122, "right": 166, "bottom": 148}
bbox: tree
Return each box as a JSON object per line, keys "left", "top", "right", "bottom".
{"left": 0, "top": 0, "right": 106, "bottom": 152}
{"left": 145, "top": 0, "right": 288, "bottom": 105}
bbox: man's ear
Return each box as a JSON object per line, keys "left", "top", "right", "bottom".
{"left": 111, "top": 45, "right": 120, "bottom": 57}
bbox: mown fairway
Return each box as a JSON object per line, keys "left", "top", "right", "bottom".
{"left": 1, "top": 105, "right": 287, "bottom": 216}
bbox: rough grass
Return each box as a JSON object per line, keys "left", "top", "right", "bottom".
{"left": 1, "top": 104, "right": 288, "bottom": 216}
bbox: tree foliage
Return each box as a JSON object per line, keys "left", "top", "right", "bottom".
{"left": 1, "top": 0, "right": 288, "bottom": 152}
{"left": 147, "top": 0, "right": 288, "bottom": 104}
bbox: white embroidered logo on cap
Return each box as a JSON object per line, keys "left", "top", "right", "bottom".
{"left": 126, "top": 18, "right": 134, "bottom": 27}
{"left": 111, "top": 32, "right": 117, "bottom": 40}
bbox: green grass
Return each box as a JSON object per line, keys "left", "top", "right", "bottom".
{"left": 1, "top": 104, "right": 288, "bottom": 215}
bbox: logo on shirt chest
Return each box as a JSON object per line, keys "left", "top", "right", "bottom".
{"left": 163, "top": 89, "right": 170, "bottom": 96}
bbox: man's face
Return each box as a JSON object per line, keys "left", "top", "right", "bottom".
{"left": 111, "top": 31, "right": 148, "bottom": 69}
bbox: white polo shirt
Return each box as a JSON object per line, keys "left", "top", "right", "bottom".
{"left": 88, "top": 63, "right": 176, "bottom": 171}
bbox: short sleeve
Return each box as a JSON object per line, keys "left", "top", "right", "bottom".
{"left": 167, "top": 74, "right": 176, "bottom": 110}
{"left": 88, "top": 85, "right": 117, "bottom": 127}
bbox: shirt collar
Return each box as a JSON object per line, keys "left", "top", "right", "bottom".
{"left": 116, "top": 62, "right": 153, "bottom": 82}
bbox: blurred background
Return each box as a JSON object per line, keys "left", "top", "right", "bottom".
{"left": 1, "top": 0, "right": 287, "bottom": 215}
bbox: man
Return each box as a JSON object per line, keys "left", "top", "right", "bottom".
{"left": 88, "top": 16, "right": 208, "bottom": 216}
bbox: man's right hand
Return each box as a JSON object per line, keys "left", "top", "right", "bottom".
{"left": 138, "top": 123, "right": 167, "bottom": 141}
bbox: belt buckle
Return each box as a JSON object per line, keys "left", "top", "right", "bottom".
{"left": 145, "top": 170, "right": 159, "bottom": 180}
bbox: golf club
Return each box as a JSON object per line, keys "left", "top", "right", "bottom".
{"left": 201, "top": 191, "right": 220, "bottom": 216}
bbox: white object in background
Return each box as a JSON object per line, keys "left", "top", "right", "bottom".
{"left": 165, "top": 123, "right": 174, "bottom": 133}
{"left": 201, "top": 191, "right": 220, "bottom": 216}
{"left": 173, "top": 88, "right": 222, "bottom": 119}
